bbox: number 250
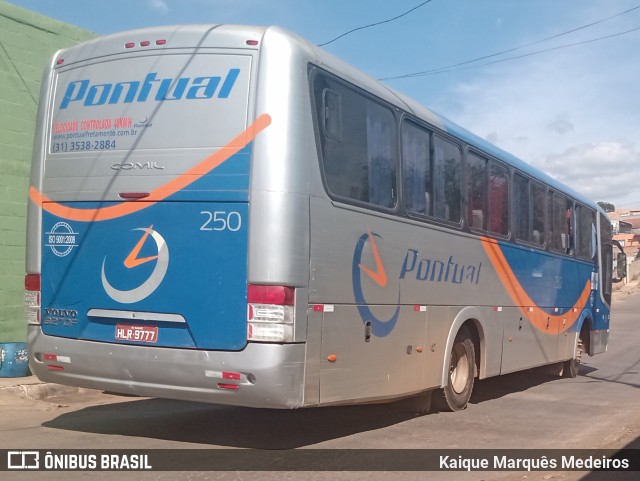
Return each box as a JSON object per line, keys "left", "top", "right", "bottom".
{"left": 200, "top": 211, "right": 242, "bottom": 232}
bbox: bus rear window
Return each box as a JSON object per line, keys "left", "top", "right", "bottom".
{"left": 50, "top": 53, "right": 251, "bottom": 154}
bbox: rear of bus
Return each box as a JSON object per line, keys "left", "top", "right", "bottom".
{"left": 25, "top": 25, "right": 311, "bottom": 408}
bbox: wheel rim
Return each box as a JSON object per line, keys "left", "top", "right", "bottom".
{"left": 450, "top": 342, "right": 469, "bottom": 394}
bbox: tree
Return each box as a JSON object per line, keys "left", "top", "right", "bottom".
{"left": 597, "top": 201, "right": 615, "bottom": 213}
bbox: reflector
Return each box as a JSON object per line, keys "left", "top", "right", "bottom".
{"left": 217, "top": 383, "right": 239, "bottom": 390}
{"left": 25, "top": 274, "right": 41, "bottom": 291}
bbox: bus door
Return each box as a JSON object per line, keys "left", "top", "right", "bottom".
{"left": 590, "top": 213, "right": 625, "bottom": 354}
{"left": 498, "top": 244, "right": 585, "bottom": 374}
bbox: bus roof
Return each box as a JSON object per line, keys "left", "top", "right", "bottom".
{"left": 53, "top": 24, "right": 268, "bottom": 64}
{"left": 53, "top": 24, "right": 603, "bottom": 214}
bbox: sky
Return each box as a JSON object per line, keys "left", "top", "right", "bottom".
{"left": 7, "top": 0, "right": 640, "bottom": 210}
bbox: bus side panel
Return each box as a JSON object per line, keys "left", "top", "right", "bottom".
{"left": 319, "top": 303, "right": 429, "bottom": 405}
{"left": 500, "top": 307, "right": 558, "bottom": 374}
{"left": 310, "top": 195, "right": 599, "bottom": 404}
{"left": 310, "top": 197, "right": 501, "bottom": 404}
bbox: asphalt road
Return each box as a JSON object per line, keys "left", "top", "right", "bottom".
{"left": 1, "top": 288, "right": 639, "bottom": 481}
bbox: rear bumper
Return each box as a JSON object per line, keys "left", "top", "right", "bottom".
{"left": 28, "top": 325, "right": 306, "bottom": 408}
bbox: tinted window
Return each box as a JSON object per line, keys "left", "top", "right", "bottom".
{"left": 488, "top": 162, "right": 509, "bottom": 236}
{"left": 314, "top": 72, "right": 397, "bottom": 208}
{"left": 577, "top": 204, "right": 596, "bottom": 259}
{"left": 433, "top": 136, "right": 462, "bottom": 223}
{"left": 531, "top": 182, "right": 546, "bottom": 246}
{"left": 514, "top": 174, "right": 530, "bottom": 242}
{"left": 467, "top": 152, "right": 487, "bottom": 230}
{"left": 402, "top": 121, "right": 432, "bottom": 216}
{"left": 514, "top": 174, "right": 545, "bottom": 245}
{"left": 549, "top": 192, "right": 571, "bottom": 253}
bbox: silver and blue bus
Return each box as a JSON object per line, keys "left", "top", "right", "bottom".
{"left": 25, "top": 25, "right": 624, "bottom": 411}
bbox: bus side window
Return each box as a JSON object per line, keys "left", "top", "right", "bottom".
{"left": 514, "top": 175, "right": 546, "bottom": 246}
{"left": 549, "top": 192, "right": 570, "bottom": 254}
{"left": 402, "top": 121, "right": 431, "bottom": 216}
{"left": 531, "top": 182, "right": 546, "bottom": 246}
{"left": 576, "top": 204, "right": 596, "bottom": 259}
{"left": 565, "top": 204, "right": 574, "bottom": 255}
{"left": 365, "top": 104, "right": 396, "bottom": 208}
{"left": 433, "top": 135, "right": 462, "bottom": 224}
{"left": 313, "top": 71, "right": 397, "bottom": 209}
{"left": 467, "top": 151, "right": 488, "bottom": 231}
{"left": 488, "top": 162, "right": 509, "bottom": 236}
{"left": 514, "top": 174, "right": 530, "bottom": 242}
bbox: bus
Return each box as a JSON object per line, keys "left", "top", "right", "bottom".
{"left": 25, "top": 25, "right": 626, "bottom": 411}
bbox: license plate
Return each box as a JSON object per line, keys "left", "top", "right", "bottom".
{"left": 115, "top": 324, "right": 158, "bottom": 343}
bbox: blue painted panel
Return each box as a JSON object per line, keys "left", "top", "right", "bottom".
{"left": 41, "top": 201, "right": 249, "bottom": 350}
{"left": 499, "top": 242, "right": 594, "bottom": 312}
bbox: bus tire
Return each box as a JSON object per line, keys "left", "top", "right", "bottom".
{"left": 436, "top": 327, "right": 475, "bottom": 411}
{"left": 562, "top": 338, "right": 583, "bottom": 378}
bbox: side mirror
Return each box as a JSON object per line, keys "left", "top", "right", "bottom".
{"left": 611, "top": 240, "right": 627, "bottom": 284}
{"left": 616, "top": 252, "right": 627, "bottom": 280}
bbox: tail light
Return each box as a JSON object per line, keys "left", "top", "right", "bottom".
{"left": 247, "top": 285, "right": 295, "bottom": 342}
{"left": 25, "top": 274, "right": 41, "bottom": 325}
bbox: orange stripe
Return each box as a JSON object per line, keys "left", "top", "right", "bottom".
{"left": 480, "top": 236, "right": 590, "bottom": 333}
{"left": 30, "top": 114, "right": 272, "bottom": 222}
{"left": 358, "top": 227, "right": 388, "bottom": 288}
{"left": 123, "top": 225, "right": 158, "bottom": 268}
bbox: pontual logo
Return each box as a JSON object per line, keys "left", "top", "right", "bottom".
{"left": 352, "top": 227, "right": 484, "bottom": 338}
{"left": 400, "top": 249, "right": 482, "bottom": 285}
{"left": 352, "top": 228, "right": 400, "bottom": 338}
{"left": 101, "top": 225, "right": 169, "bottom": 304}
{"left": 60, "top": 69, "right": 240, "bottom": 109}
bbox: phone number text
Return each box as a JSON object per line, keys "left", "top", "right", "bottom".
{"left": 52, "top": 140, "right": 117, "bottom": 152}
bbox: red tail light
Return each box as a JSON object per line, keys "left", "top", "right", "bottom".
{"left": 247, "top": 285, "right": 294, "bottom": 305}
{"left": 25, "top": 274, "right": 41, "bottom": 291}
{"left": 25, "top": 274, "right": 41, "bottom": 324}
{"left": 247, "top": 285, "right": 295, "bottom": 342}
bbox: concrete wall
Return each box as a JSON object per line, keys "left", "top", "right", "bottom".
{"left": 0, "top": 1, "right": 93, "bottom": 342}
{"left": 628, "top": 258, "right": 640, "bottom": 283}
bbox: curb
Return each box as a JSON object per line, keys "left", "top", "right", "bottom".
{"left": 0, "top": 376, "right": 91, "bottom": 402}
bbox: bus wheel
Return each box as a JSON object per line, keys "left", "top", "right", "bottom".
{"left": 436, "top": 327, "right": 475, "bottom": 411}
{"left": 562, "top": 338, "right": 583, "bottom": 378}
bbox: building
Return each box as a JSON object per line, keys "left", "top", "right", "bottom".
{"left": 611, "top": 210, "right": 640, "bottom": 260}
{"left": 0, "top": 1, "right": 93, "bottom": 343}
